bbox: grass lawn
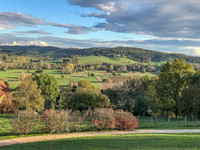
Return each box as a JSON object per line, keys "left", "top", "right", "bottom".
{"left": 137, "top": 116, "right": 200, "bottom": 129}
{"left": 1, "top": 133, "right": 200, "bottom": 150}
{"left": 78, "top": 56, "right": 139, "bottom": 65}
{"left": 1, "top": 114, "right": 200, "bottom": 140}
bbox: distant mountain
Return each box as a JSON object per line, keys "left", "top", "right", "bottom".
{"left": 0, "top": 45, "right": 199, "bottom": 63}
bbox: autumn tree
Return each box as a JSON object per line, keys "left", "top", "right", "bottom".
{"left": 118, "top": 65, "right": 127, "bottom": 73}
{"left": 107, "top": 64, "right": 113, "bottom": 72}
{"left": 13, "top": 77, "right": 44, "bottom": 112}
{"left": 78, "top": 80, "right": 95, "bottom": 89}
{"left": 0, "top": 93, "right": 15, "bottom": 114}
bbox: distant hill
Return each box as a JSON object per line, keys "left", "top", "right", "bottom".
{"left": 0, "top": 45, "right": 199, "bottom": 64}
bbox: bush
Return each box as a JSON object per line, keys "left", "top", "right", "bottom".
{"left": 103, "top": 78, "right": 112, "bottom": 83}
{"left": 43, "top": 110, "right": 70, "bottom": 133}
{"left": 69, "top": 111, "right": 82, "bottom": 132}
{"left": 85, "top": 108, "right": 115, "bottom": 130}
{"left": 114, "top": 110, "right": 138, "bottom": 130}
{"left": 43, "top": 110, "right": 82, "bottom": 133}
{"left": 68, "top": 87, "right": 110, "bottom": 111}
{"left": 91, "top": 73, "right": 95, "bottom": 77}
{"left": 11, "top": 110, "right": 38, "bottom": 135}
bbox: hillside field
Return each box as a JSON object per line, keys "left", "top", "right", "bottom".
{"left": 0, "top": 69, "right": 156, "bottom": 89}
{"left": 78, "top": 56, "right": 140, "bottom": 65}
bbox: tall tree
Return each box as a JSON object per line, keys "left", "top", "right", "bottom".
{"left": 13, "top": 77, "right": 44, "bottom": 112}
{"left": 33, "top": 74, "right": 60, "bottom": 109}
{"left": 180, "top": 71, "right": 200, "bottom": 118}
{"left": 157, "top": 58, "right": 194, "bottom": 118}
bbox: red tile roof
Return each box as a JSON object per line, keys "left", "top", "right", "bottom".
{"left": 0, "top": 81, "right": 11, "bottom": 97}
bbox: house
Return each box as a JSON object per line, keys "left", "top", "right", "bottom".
{"left": 0, "top": 81, "right": 11, "bottom": 102}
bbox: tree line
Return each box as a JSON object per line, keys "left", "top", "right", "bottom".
{"left": 1, "top": 58, "right": 200, "bottom": 120}
{"left": 104, "top": 58, "right": 200, "bottom": 119}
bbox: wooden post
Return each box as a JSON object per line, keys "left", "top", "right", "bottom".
{"left": 184, "top": 116, "right": 187, "bottom": 127}
{"left": 168, "top": 116, "right": 170, "bottom": 127}
{"left": 151, "top": 116, "right": 153, "bottom": 127}
{"left": 154, "top": 116, "right": 157, "bottom": 126}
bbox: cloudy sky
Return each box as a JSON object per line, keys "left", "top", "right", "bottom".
{"left": 1, "top": 0, "right": 200, "bottom": 56}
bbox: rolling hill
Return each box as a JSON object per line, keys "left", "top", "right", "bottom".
{"left": 0, "top": 45, "right": 200, "bottom": 64}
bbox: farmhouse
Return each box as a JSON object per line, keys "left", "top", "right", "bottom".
{"left": 0, "top": 81, "right": 11, "bottom": 102}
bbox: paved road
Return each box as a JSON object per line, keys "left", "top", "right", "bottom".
{"left": 1, "top": 129, "right": 200, "bottom": 147}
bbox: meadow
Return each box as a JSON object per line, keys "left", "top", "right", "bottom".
{"left": 0, "top": 69, "right": 155, "bottom": 89}
{"left": 1, "top": 133, "right": 200, "bottom": 150}
{"left": 78, "top": 56, "right": 140, "bottom": 65}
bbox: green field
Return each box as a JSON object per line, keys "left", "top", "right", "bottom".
{"left": 0, "top": 69, "right": 156, "bottom": 90}
{"left": 3, "top": 70, "right": 100, "bottom": 89}
{"left": 78, "top": 56, "right": 139, "bottom": 65}
{"left": 0, "top": 71, "right": 18, "bottom": 79}
{"left": 1, "top": 133, "right": 200, "bottom": 150}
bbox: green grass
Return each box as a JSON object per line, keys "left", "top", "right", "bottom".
{"left": 0, "top": 71, "right": 18, "bottom": 79}
{"left": 42, "top": 70, "right": 99, "bottom": 88}
{"left": 1, "top": 69, "right": 156, "bottom": 89}
{"left": 4, "top": 70, "right": 100, "bottom": 89}
{"left": 1, "top": 133, "right": 200, "bottom": 150}
{"left": 78, "top": 56, "right": 139, "bottom": 65}
{"left": 149, "top": 61, "right": 166, "bottom": 66}
{"left": 137, "top": 116, "right": 200, "bottom": 129}
{"left": 1, "top": 114, "right": 200, "bottom": 140}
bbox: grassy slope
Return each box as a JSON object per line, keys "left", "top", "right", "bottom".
{"left": 78, "top": 56, "right": 139, "bottom": 65}
{"left": 1, "top": 133, "right": 200, "bottom": 150}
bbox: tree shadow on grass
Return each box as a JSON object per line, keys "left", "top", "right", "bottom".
{"left": 2, "top": 134, "right": 200, "bottom": 150}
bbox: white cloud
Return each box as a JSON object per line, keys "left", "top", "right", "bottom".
{"left": 1, "top": 40, "right": 48, "bottom": 46}
{"left": 185, "top": 46, "right": 200, "bottom": 56}
{"left": 68, "top": 0, "right": 200, "bottom": 39}
{"left": 0, "top": 11, "right": 45, "bottom": 30}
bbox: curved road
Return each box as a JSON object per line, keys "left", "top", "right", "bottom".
{"left": 1, "top": 129, "right": 200, "bottom": 147}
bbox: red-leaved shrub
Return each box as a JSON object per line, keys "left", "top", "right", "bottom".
{"left": 85, "top": 108, "right": 115, "bottom": 130}
{"left": 114, "top": 109, "right": 138, "bottom": 130}
{"left": 69, "top": 110, "right": 82, "bottom": 132}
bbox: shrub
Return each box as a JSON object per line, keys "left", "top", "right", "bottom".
{"left": 69, "top": 111, "right": 82, "bottom": 132}
{"left": 43, "top": 110, "right": 82, "bottom": 133}
{"left": 114, "top": 110, "right": 138, "bottom": 130}
{"left": 11, "top": 110, "right": 38, "bottom": 135}
{"left": 61, "top": 75, "right": 65, "bottom": 78}
{"left": 85, "top": 108, "right": 115, "bottom": 130}
{"left": 43, "top": 110, "right": 70, "bottom": 133}
{"left": 103, "top": 78, "right": 112, "bottom": 83}
{"left": 91, "top": 73, "right": 95, "bottom": 77}
{"left": 68, "top": 87, "right": 110, "bottom": 111}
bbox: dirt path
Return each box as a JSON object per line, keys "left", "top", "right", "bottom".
{"left": 1, "top": 129, "right": 200, "bottom": 147}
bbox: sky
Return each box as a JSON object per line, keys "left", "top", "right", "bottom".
{"left": 1, "top": 0, "right": 200, "bottom": 56}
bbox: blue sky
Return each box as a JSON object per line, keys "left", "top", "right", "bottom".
{"left": 0, "top": 0, "right": 200, "bottom": 56}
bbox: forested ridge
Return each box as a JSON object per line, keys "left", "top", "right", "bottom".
{"left": 0, "top": 45, "right": 200, "bottom": 63}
